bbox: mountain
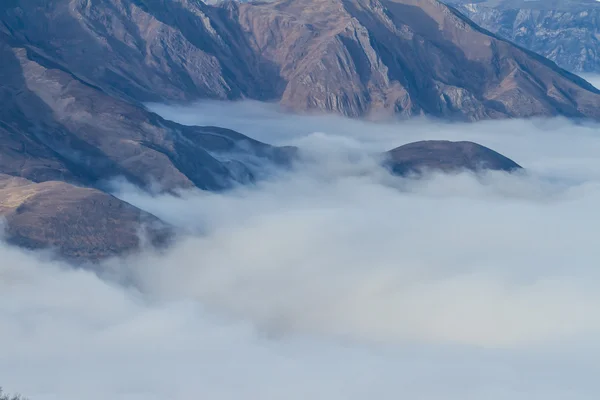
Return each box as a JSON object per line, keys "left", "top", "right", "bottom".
{"left": 0, "top": 32, "right": 292, "bottom": 192}
{"left": 0, "top": 174, "right": 171, "bottom": 260}
{"left": 0, "top": 0, "right": 281, "bottom": 104}
{"left": 446, "top": 0, "right": 600, "bottom": 73}
{"left": 0, "top": 29, "right": 293, "bottom": 259}
{"left": 0, "top": 0, "right": 587, "bottom": 259}
{"left": 2, "top": 0, "right": 600, "bottom": 120}
{"left": 385, "top": 140, "right": 522, "bottom": 175}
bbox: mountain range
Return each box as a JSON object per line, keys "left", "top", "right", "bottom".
{"left": 0, "top": 0, "right": 592, "bottom": 259}
{"left": 0, "top": 25, "right": 293, "bottom": 259}
{"left": 447, "top": 0, "right": 600, "bottom": 73}
{"left": 3, "top": 0, "right": 600, "bottom": 120}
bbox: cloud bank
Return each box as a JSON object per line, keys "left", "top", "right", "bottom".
{"left": 3, "top": 101, "right": 600, "bottom": 399}
{"left": 581, "top": 74, "right": 600, "bottom": 90}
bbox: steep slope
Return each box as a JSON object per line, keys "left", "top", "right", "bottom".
{"left": 0, "top": 32, "right": 292, "bottom": 192}
{"left": 384, "top": 140, "right": 522, "bottom": 175}
{"left": 0, "top": 29, "right": 293, "bottom": 259}
{"left": 0, "top": 0, "right": 283, "bottom": 103}
{"left": 2, "top": 0, "right": 600, "bottom": 120}
{"left": 233, "top": 0, "right": 600, "bottom": 119}
{"left": 0, "top": 174, "right": 170, "bottom": 260}
{"left": 0, "top": 0, "right": 594, "bottom": 260}
{"left": 447, "top": 0, "right": 600, "bottom": 73}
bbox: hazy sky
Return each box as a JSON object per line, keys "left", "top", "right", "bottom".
{"left": 3, "top": 94, "right": 600, "bottom": 399}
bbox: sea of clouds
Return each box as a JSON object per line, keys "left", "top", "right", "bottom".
{"left": 3, "top": 90, "right": 600, "bottom": 399}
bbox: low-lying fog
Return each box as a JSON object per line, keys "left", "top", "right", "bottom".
{"left": 581, "top": 74, "right": 600, "bottom": 91}
{"left": 3, "top": 95, "right": 600, "bottom": 399}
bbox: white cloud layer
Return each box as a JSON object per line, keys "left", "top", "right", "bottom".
{"left": 3, "top": 100, "right": 600, "bottom": 399}
{"left": 581, "top": 74, "right": 600, "bottom": 90}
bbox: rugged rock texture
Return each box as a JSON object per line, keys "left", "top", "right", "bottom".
{"left": 0, "top": 174, "right": 171, "bottom": 260}
{"left": 234, "top": 0, "right": 600, "bottom": 119}
{"left": 2, "top": 0, "right": 600, "bottom": 120}
{"left": 0, "top": 0, "right": 282, "bottom": 104}
{"left": 447, "top": 0, "right": 600, "bottom": 73}
{"left": 385, "top": 140, "right": 522, "bottom": 175}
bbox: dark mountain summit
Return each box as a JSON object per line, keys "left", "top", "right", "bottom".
{"left": 385, "top": 140, "right": 522, "bottom": 175}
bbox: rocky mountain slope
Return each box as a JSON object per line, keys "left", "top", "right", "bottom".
{"left": 447, "top": 0, "right": 600, "bottom": 73}
{"left": 0, "top": 29, "right": 293, "bottom": 259}
{"left": 0, "top": 32, "right": 292, "bottom": 192}
{"left": 0, "top": 0, "right": 585, "bottom": 259}
{"left": 2, "top": 0, "right": 600, "bottom": 120}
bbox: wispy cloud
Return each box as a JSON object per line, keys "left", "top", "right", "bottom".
{"left": 3, "top": 102, "right": 600, "bottom": 399}
{"left": 580, "top": 74, "right": 600, "bottom": 90}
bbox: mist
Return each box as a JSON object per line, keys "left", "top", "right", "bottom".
{"left": 3, "top": 101, "right": 600, "bottom": 399}
{"left": 581, "top": 73, "right": 600, "bottom": 90}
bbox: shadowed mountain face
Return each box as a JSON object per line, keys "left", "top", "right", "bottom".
{"left": 385, "top": 140, "right": 522, "bottom": 175}
{"left": 2, "top": 0, "right": 600, "bottom": 120}
{"left": 446, "top": 0, "right": 600, "bottom": 73}
{"left": 0, "top": 30, "right": 293, "bottom": 260}
{"left": 0, "top": 33, "right": 292, "bottom": 192}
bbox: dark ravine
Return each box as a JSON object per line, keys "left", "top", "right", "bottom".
{"left": 385, "top": 140, "right": 523, "bottom": 175}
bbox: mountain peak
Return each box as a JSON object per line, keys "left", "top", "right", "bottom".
{"left": 385, "top": 140, "right": 523, "bottom": 175}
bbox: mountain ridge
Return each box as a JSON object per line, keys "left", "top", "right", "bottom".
{"left": 0, "top": 0, "right": 590, "bottom": 259}
{"left": 0, "top": 27, "right": 294, "bottom": 260}
{"left": 3, "top": 0, "right": 600, "bottom": 120}
{"left": 446, "top": 0, "right": 600, "bottom": 73}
